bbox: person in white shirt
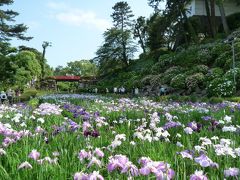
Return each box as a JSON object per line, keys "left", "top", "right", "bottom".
{"left": 134, "top": 88, "right": 139, "bottom": 95}
{"left": 106, "top": 88, "right": 109, "bottom": 93}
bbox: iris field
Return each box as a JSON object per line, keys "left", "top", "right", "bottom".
{"left": 0, "top": 94, "right": 239, "bottom": 179}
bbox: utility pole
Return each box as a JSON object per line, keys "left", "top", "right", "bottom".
{"left": 232, "top": 40, "right": 236, "bottom": 85}
{"left": 41, "top": 41, "right": 52, "bottom": 79}
{"left": 224, "top": 37, "right": 236, "bottom": 85}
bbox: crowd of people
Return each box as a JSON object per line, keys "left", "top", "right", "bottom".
{"left": 92, "top": 86, "right": 140, "bottom": 95}
{"left": 92, "top": 86, "right": 168, "bottom": 96}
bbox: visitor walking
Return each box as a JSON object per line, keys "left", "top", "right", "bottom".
{"left": 106, "top": 88, "right": 109, "bottom": 93}
{"left": 7, "top": 89, "right": 14, "bottom": 105}
{"left": 160, "top": 87, "right": 166, "bottom": 96}
{"left": 0, "top": 91, "right": 8, "bottom": 104}
{"left": 113, "top": 87, "right": 117, "bottom": 94}
{"left": 134, "top": 88, "right": 139, "bottom": 95}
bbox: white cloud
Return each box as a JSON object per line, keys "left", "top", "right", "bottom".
{"left": 47, "top": 1, "right": 111, "bottom": 31}
{"left": 47, "top": 1, "right": 67, "bottom": 10}
{"left": 55, "top": 9, "right": 111, "bottom": 30}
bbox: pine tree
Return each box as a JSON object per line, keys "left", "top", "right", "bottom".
{"left": 111, "top": 1, "right": 135, "bottom": 65}
{"left": 0, "top": 0, "right": 32, "bottom": 41}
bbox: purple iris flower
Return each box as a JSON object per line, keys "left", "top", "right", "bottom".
{"left": 202, "top": 116, "right": 211, "bottom": 121}
{"left": 163, "top": 121, "right": 181, "bottom": 130}
{"left": 91, "top": 129, "right": 100, "bottom": 137}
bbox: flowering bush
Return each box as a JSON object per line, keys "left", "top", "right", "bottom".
{"left": 170, "top": 74, "right": 186, "bottom": 89}
{"left": 162, "top": 66, "right": 185, "bottom": 84}
{"left": 224, "top": 68, "right": 240, "bottom": 89}
{"left": 196, "top": 48, "right": 212, "bottom": 64}
{"left": 149, "top": 74, "right": 163, "bottom": 87}
{"left": 193, "top": 65, "right": 209, "bottom": 74}
{"left": 207, "top": 77, "right": 235, "bottom": 97}
{"left": 186, "top": 73, "right": 205, "bottom": 91}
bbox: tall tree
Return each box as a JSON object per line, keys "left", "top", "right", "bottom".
{"left": 216, "top": 0, "right": 230, "bottom": 35}
{"left": 95, "top": 27, "right": 136, "bottom": 75}
{"left": 66, "top": 60, "right": 98, "bottom": 76}
{"left": 204, "top": 0, "right": 215, "bottom": 37}
{"left": 0, "top": 0, "right": 32, "bottom": 41}
{"left": 210, "top": 0, "right": 217, "bottom": 37}
{"left": 147, "top": 14, "right": 169, "bottom": 51}
{"left": 148, "top": 0, "right": 164, "bottom": 13}
{"left": 164, "top": 0, "right": 197, "bottom": 43}
{"left": 111, "top": 1, "right": 134, "bottom": 66}
{"left": 133, "top": 16, "right": 148, "bottom": 53}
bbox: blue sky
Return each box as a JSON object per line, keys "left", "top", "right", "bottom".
{"left": 9, "top": 0, "right": 165, "bottom": 68}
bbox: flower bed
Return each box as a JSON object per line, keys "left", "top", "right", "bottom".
{"left": 0, "top": 95, "right": 239, "bottom": 179}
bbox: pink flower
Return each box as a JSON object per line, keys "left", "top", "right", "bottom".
{"left": 88, "top": 171, "right": 104, "bottom": 180}
{"left": 179, "top": 150, "right": 193, "bottom": 160}
{"left": 107, "top": 155, "right": 129, "bottom": 172}
{"left": 87, "top": 157, "right": 102, "bottom": 168}
{"left": 139, "top": 165, "right": 152, "bottom": 175}
{"left": 28, "top": 149, "right": 40, "bottom": 160}
{"left": 138, "top": 157, "right": 152, "bottom": 166}
{"left": 94, "top": 148, "right": 104, "bottom": 158}
{"left": 224, "top": 167, "right": 239, "bottom": 177}
{"left": 82, "top": 121, "right": 92, "bottom": 132}
{"left": 121, "top": 162, "right": 139, "bottom": 176}
{"left": 35, "top": 126, "right": 45, "bottom": 133}
{"left": 74, "top": 172, "right": 88, "bottom": 180}
{"left": 78, "top": 149, "right": 91, "bottom": 161}
{"left": 18, "top": 161, "right": 32, "bottom": 170}
{"left": 190, "top": 170, "right": 208, "bottom": 180}
{"left": 194, "top": 154, "right": 217, "bottom": 168}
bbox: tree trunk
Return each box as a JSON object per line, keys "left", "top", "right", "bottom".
{"left": 121, "top": 16, "right": 128, "bottom": 66}
{"left": 210, "top": 0, "right": 216, "bottom": 37}
{"left": 217, "top": 2, "right": 230, "bottom": 34}
{"left": 136, "top": 28, "right": 146, "bottom": 53}
{"left": 182, "top": 11, "right": 197, "bottom": 42}
{"left": 204, "top": 0, "right": 214, "bottom": 37}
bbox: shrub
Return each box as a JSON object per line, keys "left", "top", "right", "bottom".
{"left": 211, "top": 42, "right": 231, "bottom": 60}
{"left": 214, "top": 51, "right": 232, "bottom": 68}
{"left": 152, "top": 54, "right": 174, "bottom": 74}
{"left": 196, "top": 48, "right": 212, "bottom": 64}
{"left": 57, "top": 82, "right": 70, "bottom": 92}
{"left": 226, "top": 97, "right": 240, "bottom": 103}
{"left": 150, "top": 74, "right": 163, "bottom": 87}
{"left": 224, "top": 68, "right": 240, "bottom": 90}
{"left": 141, "top": 75, "right": 153, "bottom": 86}
{"left": 227, "top": 12, "right": 240, "bottom": 30}
{"left": 186, "top": 73, "right": 205, "bottom": 91}
{"left": 170, "top": 74, "right": 186, "bottom": 89}
{"left": 19, "top": 89, "right": 38, "bottom": 102}
{"left": 28, "top": 98, "right": 39, "bottom": 108}
{"left": 162, "top": 66, "right": 184, "bottom": 84}
{"left": 209, "top": 97, "right": 224, "bottom": 103}
{"left": 174, "top": 47, "right": 198, "bottom": 66}
{"left": 193, "top": 65, "right": 209, "bottom": 74}
{"left": 207, "top": 77, "right": 235, "bottom": 97}
{"left": 205, "top": 67, "right": 224, "bottom": 81}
